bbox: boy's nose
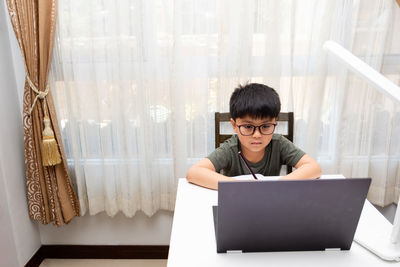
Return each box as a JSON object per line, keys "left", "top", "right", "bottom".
{"left": 252, "top": 127, "right": 262, "bottom": 137}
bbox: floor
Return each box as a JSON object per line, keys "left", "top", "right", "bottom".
{"left": 40, "top": 259, "right": 167, "bottom": 267}
{"left": 373, "top": 203, "right": 397, "bottom": 224}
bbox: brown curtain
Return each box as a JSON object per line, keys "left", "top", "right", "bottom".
{"left": 6, "top": 0, "right": 79, "bottom": 226}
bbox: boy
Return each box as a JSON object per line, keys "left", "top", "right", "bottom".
{"left": 186, "top": 83, "right": 321, "bottom": 189}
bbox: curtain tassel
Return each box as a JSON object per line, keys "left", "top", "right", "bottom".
{"left": 26, "top": 75, "right": 61, "bottom": 166}
{"left": 42, "top": 116, "right": 61, "bottom": 166}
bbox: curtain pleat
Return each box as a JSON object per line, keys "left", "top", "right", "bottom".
{"left": 6, "top": 0, "right": 79, "bottom": 226}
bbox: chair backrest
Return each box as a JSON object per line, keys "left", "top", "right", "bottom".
{"left": 214, "top": 112, "right": 294, "bottom": 174}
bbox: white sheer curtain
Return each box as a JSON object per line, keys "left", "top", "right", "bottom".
{"left": 324, "top": 0, "right": 400, "bottom": 206}
{"left": 50, "top": 0, "right": 400, "bottom": 217}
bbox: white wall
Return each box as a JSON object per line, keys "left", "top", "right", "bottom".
{"left": 39, "top": 211, "right": 173, "bottom": 245}
{"left": 0, "top": 170, "right": 19, "bottom": 267}
{"left": 0, "top": 0, "right": 42, "bottom": 266}
{"left": 3, "top": 0, "right": 173, "bottom": 249}
{"left": 4, "top": 1, "right": 24, "bottom": 110}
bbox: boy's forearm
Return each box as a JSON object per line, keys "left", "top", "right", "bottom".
{"left": 281, "top": 162, "right": 321, "bottom": 180}
{"left": 186, "top": 166, "right": 235, "bottom": 190}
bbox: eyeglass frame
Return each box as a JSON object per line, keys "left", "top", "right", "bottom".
{"left": 235, "top": 122, "right": 277, "bottom": 136}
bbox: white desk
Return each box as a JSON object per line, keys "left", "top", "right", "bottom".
{"left": 167, "top": 177, "right": 398, "bottom": 267}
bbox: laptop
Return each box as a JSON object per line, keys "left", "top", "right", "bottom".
{"left": 212, "top": 178, "right": 371, "bottom": 253}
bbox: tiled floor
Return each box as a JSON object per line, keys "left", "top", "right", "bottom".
{"left": 40, "top": 259, "right": 167, "bottom": 267}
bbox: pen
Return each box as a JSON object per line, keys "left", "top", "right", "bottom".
{"left": 238, "top": 151, "right": 258, "bottom": 180}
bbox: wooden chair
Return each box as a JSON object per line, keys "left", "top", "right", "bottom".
{"left": 214, "top": 112, "right": 294, "bottom": 174}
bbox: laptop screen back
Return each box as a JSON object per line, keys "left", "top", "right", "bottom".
{"left": 213, "top": 178, "right": 371, "bottom": 253}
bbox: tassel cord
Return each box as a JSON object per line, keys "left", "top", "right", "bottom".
{"left": 26, "top": 74, "right": 49, "bottom": 116}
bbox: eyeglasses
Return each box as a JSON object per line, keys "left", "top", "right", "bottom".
{"left": 236, "top": 123, "right": 277, "bottom": 136}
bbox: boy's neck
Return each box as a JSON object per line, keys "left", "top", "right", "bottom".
{"left": 241, "top": 147, "right": 265, "bottom": 164}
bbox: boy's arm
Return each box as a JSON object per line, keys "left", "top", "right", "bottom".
{"left": 280, "top": 154, "right": 321, "bottom": 180}
{"left": 186, "top": 158, "right": 236, "bottom": 190}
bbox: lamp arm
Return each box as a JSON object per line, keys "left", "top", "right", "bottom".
{"left": 323, "top": 40, "right": 400, "bottom": 244}
{"left": 323, "top": 40, "right": 400, "bottom": 103}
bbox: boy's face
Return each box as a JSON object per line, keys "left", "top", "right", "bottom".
{"left": 230, "top": 115, "right": 276, "bottom": 155}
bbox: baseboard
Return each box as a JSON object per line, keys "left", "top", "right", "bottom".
{"left": 25, "top": 245, "right": 169, "bottom": 267}
{"left": 25, "top": 246, "right": 46, "bottom": 267}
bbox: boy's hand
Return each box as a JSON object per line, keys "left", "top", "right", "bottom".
{"left": 186, "top": 158, "right": 236, "bottom": 190}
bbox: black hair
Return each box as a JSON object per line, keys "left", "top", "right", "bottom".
{"left": 229, "top": 83, "right": 281, "bottom": 120}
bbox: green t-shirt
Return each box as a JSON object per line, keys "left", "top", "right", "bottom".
{"left": 207, "top": 134, "right": 305, "bottom": 177}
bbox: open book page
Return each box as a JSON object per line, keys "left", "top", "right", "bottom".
{"left": 232, "top": 174, "right": 346, "bottom": 180}
{"left": 231, "top": 174, "right": 281, "bottom": 181}
{"left": 319, "top": 174, "right": 345, "bottom": 179}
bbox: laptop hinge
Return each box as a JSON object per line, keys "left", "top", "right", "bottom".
{"left": 325, "top": 248, "right": 341, "bottom": 251}
{"left": 227, "top": 250, "right": 243, "bottom": 253}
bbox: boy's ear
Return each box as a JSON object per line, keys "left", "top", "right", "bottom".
{"left": 230, "top": 118, "right": 236, "bottom": 129}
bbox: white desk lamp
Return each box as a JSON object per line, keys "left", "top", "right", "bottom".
{"left": 323, "top": 40, "right": 400, "bottom": 261}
